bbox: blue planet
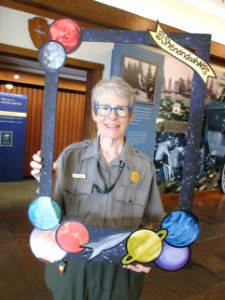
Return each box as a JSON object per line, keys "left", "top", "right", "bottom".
{"left": 161, "top": 210, "right": 200, "bottom": 247}
{"left": 28, "top": 196, "right": 61, "bottom": 230}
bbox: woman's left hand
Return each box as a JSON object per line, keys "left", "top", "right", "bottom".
{"left": 125, "top": 264, "right": 151, "bottom": 273}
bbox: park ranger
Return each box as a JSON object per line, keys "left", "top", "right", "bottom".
{"left": 31, "top": 76, "right": 165, "bottom": 300}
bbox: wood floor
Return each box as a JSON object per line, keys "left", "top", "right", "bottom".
{"left": 1, "top": 180, "right": 225, "bottom": 300}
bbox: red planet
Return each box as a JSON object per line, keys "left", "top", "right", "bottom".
{"left": 56, "top": 221, "right": 89, "bottom": 253}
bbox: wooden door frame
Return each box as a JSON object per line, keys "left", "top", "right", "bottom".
{"left": 0, "top": 43, "right": 104, "bottom": 139}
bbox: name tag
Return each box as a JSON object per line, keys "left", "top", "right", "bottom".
{"left": 72, "top": 173, "right": 86, "bottom": 179}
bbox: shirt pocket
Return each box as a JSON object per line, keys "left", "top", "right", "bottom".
{"left": 63, "top": 183, "right": 93, "bottom": 221}
{"left": 114, "top": 186, "right": 147, "bottom": 228}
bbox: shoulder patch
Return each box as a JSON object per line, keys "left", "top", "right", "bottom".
{"left": 133, "top": 148, "right": 149, "bottom": 160}
{"left": 64, "top": 139, "right": 92, "bottom": 152}
{"left": 132, "top": 148, "right": 155, "bottom": 168}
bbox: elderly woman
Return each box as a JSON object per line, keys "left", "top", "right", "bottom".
{"left": 31, "top": 77, "right": 165, "bottom": 300}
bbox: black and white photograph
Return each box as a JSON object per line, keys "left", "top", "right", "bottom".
{"left": 154, "top": 132, "right": 186, "bottom": 193}
{"left": 155, "top": 55, "right": 225, "bottom": 194}
{"left": 122, "top": 55, "right": 158, "bottom": 104}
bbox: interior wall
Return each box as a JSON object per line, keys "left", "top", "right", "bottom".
{"left": 0, "top": 6, "right": 114, "bottom": 79}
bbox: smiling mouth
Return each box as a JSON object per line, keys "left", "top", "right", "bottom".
{"left": 105, "top": 124, "right": 120, "bottom": 128}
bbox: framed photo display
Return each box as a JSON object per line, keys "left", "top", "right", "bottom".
{"left": 122, "top": 54, "right": 158, "bottom": 104}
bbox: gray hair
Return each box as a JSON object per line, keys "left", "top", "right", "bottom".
{"left": 91, "top": 77, "right": 136, "bottom": 109}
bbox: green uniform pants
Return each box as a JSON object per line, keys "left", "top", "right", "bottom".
{"left": 45, "top": 260, "right": 144, "bottom": 300}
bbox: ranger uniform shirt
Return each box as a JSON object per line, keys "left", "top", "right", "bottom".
{"left": 55, "top": 137, "right": 165, "bottom": 229}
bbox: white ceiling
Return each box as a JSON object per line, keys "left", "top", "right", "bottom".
{"left": 95, "top": 0, "right": 225, "bottom": 45}
{"left": 181, "top": 0, "right": 225, "bottom": 19}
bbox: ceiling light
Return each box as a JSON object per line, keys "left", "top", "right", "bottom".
{"left": 14, "top": 74, "right": 20, "bottom": 80}
{"left": 5, "top": 83, "right": 14, "bottom": 90}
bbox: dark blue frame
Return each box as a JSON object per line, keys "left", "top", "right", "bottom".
{"left": 32, "top": 26, "right": 208, "bottom": 266}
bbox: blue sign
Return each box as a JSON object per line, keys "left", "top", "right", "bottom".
{"left": 0, "top": 92, "right": 27, "bottom": 181}
{"left": 126, "top": 102, "right": 156, "bottom": 159}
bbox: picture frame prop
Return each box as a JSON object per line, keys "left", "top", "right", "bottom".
{"left": 28, "top": 18, "right": 215, "bottom": 268}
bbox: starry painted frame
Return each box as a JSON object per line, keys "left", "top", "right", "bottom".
{"left": 28, "top": 20, "right": 210, "bottom": 268}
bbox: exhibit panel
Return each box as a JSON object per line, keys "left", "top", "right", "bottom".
{"left": 0, "top": 92, "right": 27, "bottom": 181}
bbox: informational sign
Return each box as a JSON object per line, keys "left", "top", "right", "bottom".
{"left": 126, "top": 103, "right": 156, "bottom": 159}
{"left": 0, "top": 92, "right": 27, "bottom": 181}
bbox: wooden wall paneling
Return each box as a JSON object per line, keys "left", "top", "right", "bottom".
{"left": 74, "top": 93, "right": 85, "bottom": 142}
{"left": 68, "top": 92, "right": 77, "bottom": 145}
{"left": 0, "top": 83, "right": 5, "bottom": 92}
{"left": 83, "top": 69, "right": 101, "bottom": 139}
{"left": 55, "top": 90, "right": 69, "bottom": 160}
{"left": 16, "top": 86, "right": 23, "bottom": 95}
{"left": 29, "top": 87, "right": 42, "bottom": 173}
{"left": 63, "top": 92, "right": 71, "bottom": 150}
{"left": 53, "top": 90, "right": 86, "bottom": 160}
{"left": 77, "top": 93, "right": 85, "bottom": 141}
{"left": 35, "top": 87, "right": 43, "bottom": 149}
{"left": 26, "top": 87, "right": 88, "bottom": 176}
{"left": 54, "top": 91, "right": 61, "bottom": 160}
{"left": 30, "top": 88, "right": 38, "bottom": 154}
{"left": 55, "top": 90, "right": 62, "bottom": 158}
{"left": 72, "top": 93, "right": 80, "bottom": 142}
{"left": 67, "top": 91, "right": 75, "bottom": 145}
{"left": 36, "top": 88, "right": 42, "bottom": 150}
{"left": 22, "top": 86, "right": 29, "bottom": 175}
{"left": 31, "top": 87, "right": 42, "bottom": 175}
{"left": 26, "top": 87, "right": 34, "bottom": 176}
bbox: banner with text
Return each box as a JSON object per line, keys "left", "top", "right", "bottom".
{"left": 0, "top": 92, "right": 27, "bottom": 181}
{"left": 149, "top": 22, "right": 216, "bottom": 84}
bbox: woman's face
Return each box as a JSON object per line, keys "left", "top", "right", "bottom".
{"left": 92, "top": 91, "right": 134, "bottom": 141}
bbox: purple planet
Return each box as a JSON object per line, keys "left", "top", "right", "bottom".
{"left": 155, "top": 241, "right": 191, "bottom": 271}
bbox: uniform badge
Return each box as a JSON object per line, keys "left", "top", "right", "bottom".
{"left": 130, "top": 171, "right": 140, "bottom": 183}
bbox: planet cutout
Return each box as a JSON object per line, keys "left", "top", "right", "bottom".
{"left": 30, "top": 227, "right": 66, "bottom": 263}
{"left": 38, "top": 40, "right": 66, "bottom": 71}
{"left": 56, "top": 221, "right": 90, "bottom": 253}
{"left": 48, "top": 18, "right": 82, "bottom": 53}
{"left": 155, "top": 241, "right": 191, "bottom": 271}
{"left": 161, "top": 210, "right": 200, "bottom": 247}
{"left": 121, "top": 228, "right": 167, "bottom": 265}
{"left": 28, "top": 196, "right": 61, "bottom": 230}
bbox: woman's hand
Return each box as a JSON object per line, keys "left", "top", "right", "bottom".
{"left": 125, "top": 264, "right": 151, "bottom": 273}
{"left": 30, "top": 151, "right": 58, "bottom": 182}
{"left": 30, "top": 150, "right": 43, "bottom": 182}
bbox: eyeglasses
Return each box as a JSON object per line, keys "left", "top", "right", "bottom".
{"left": 95, "top": 105, "right": 133, "bottom": 117}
